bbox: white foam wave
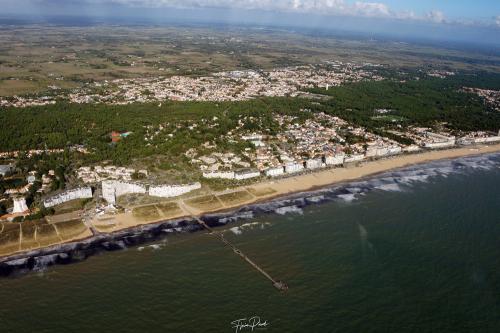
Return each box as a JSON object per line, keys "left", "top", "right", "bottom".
{"left": 138, "top": 243, "right": 164, "bottom": 251}
{"left": 275, "top": 205, "right": 304, "bottom": 215}
{"left": 218, "top": 211, "right": 254, "bottom": 224}
{"left": 337, "top": 193, "right": 357, "bottom": 202}
{"left": 229, "top": 227, "right": 242, "bottom": 235}
{"left": 306, "top": 195, "right": 325, "bottom": 203}
{"left": 398, "top": 175, "right": 430, "bottom": 184}
{"left": 375, "top": 183, "right": 402, "bottom": 192}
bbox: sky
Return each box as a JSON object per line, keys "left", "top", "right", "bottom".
{"left": 2, "top": 0, "right": 500, "bottom": 45}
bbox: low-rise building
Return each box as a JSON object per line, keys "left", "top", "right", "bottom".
{"left": 0, "top": 164, "right": 13, "bottom": 177}
{"left": 26, "top": 175, "right": 37, "bottom": 184}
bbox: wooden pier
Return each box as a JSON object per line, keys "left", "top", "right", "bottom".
{"left": 188, "top": 212, "right": 288, "bottom": 292}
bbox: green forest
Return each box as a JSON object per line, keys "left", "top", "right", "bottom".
{"left": 0, "top": 73, "right": 499, "bottom": 171}
{"left": 310, "top": 75, "right": 500, "bottom": 132}
{"left": 309, "top": 74, "right": 500, "bottom": 132}
{"left": 0, "top": 98, "right": 314, "bottom": 167}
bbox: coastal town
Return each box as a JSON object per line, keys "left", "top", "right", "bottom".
{"left": 3, "top": 2, "right": 500, "bottom": 331}
{"left": 463, "top": 87, "right": 500, "bottom": 112}
{"left": 2, "top": 103, "right": 500, "bottom": 225}
{"left": 0, "top": 62, "right": 383, "bottom": 107}
{"left": 1, "top": 57, "right": 500, "bottom": 259}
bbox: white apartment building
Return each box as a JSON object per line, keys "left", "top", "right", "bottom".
{"left": 285, "top": 162, "right": 305, "bottom": 174}
{"left": 265, "top": 166, "right": 285, "bottom": 177}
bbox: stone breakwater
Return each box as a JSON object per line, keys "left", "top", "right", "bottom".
{"left": 1, "top": 152, "right": 499, "bottom": 277}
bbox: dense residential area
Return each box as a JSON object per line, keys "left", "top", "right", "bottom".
{"left": 0, "top": 62, "right": 382, "bottom": 107}
{"left": 1, "top": 63, "right": 500, "bottom": 224}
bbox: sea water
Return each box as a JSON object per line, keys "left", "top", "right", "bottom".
{"left": 0, "top": 154, "right": 499, "bottom": 332}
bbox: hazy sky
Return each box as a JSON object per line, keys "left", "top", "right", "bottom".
{"left": 2, "top": 0, "right": 500, "bottom": 45}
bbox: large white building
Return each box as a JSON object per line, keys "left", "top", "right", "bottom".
{"left": 149, "top": 183, "right": 201, "bottom": 198}
{"left": 306, "top": 158, "right": 324, "bottom": 170}
{"left": 325, "top": 154, "right": 345, "bottom": 166}
{"left": 285, "top": 162, "right": 304, "bottom": 174}
{"left": 265, "top": 166, "right": 285, "bottom": 177}
{"left": 43, "top": 187, "right": 93, "bottom": 208}
{"left": 458, "top": 131, "right": 500, "bottom": 145}
{"left": 422, "top": 132, "right": 456, "bottom": 149}
{"left": 202, "top": 171, "right": 236, "bottom": 179}
{"left": 13, "top": 197, "right": 28, "bottom": 213}
{"left": 344, "top": 154, "right": 365, "bottom": 163}
{"left": 235, "top": 169, "right": 261, "bottom": 180}
{"left": 366, "top": 143, "right": 402, "bottom": 158}
{"left": 388, "top": 145, "right": 402, "bottom": 155}
{"left": 102, "top": 181, "right": 146, "bottom": 205}
{"left": 403, "top": 145, "right": 421, "bottom": 153}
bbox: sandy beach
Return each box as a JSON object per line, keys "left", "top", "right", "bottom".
{"left": 2, "top": 143, "right": 500, "bottom": 260}
{"left": 249, "top": 144, "right": 500, "bottom": 198}
{"left": 93, "top": 143, "right": 500, "bottom": 234}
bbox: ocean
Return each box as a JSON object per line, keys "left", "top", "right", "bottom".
{"left": 0, "top": 153, "right": 499, "bottom": 333}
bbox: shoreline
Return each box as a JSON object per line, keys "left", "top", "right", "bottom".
{"left": 1, "top": 144, "right": 500, "bottom": 275}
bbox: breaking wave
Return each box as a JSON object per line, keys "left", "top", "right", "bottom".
{"left": 275, "top": 205, "right": 304, "bottom": 215}
{"left": 218, "top": 211, "right": 254, "bottom": 224}
{"left": 3, "top": 153, "right": 499, "bottom": 277}
{"left": 229, "top": 227, "right": 242, "bottom": 235}
{"left": 138, "top": 243, "right": 165, "bottom": 251}
{"left": 337, "top": 193, "right": 358, "bottom": 202}
{"left": 227, "top": 222, "right": 272, "bottom": 235}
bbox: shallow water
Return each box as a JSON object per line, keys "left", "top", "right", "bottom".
{"left": 0, "top": 154, "right": 499, "bottom": 332}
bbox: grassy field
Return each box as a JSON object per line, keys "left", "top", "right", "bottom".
{"left": 156, "top": 202, "right": 183, "bottom": 218}
{"left": 132, "top": 205, "right": 161, "bottom": 222}
{"left": 52, "top": 199, "right": 90, "bottom": 215}
{"left": 53, "top": 219, "right": 92, "bottom": 241}
{"left": 35, "top": 224, "right": 61, "bottom": 247}
{"left": 0, "top": 217, "right": 95, "bottom": 255}
{"left": 20, "top": 222, "right": 39, "bottom": 251}
{"left": 217, "top": 190, "right": 253, "bottom": 206}
{"left": 1, "top": 25, "right": 499, "bottom": 97}
{"left": 185, "top": 195, "right": 223, "bottom": 211}
{"left": 248, "top": 187, "right": 277, "bottom": 197}
{"left": 0, "top": 223, "right": 20, "bottom": 256}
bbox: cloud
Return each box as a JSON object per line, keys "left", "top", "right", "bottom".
{"left": 105, "top": 0, "right": 392, "bottom": 17}
{"left": 352, "top": 2, "right": 390, "bottom": 17}
{"left": 37, "top": 0, "right": 398, "bottom": 19}
{"left": 496, "top": 15, "right": 500, "bottom": 27}
{"left": 31, "top": 0, "right": 492, "bottom": 28}
{"left": 425, "top": 10, "right": 446, "bottom": 23}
